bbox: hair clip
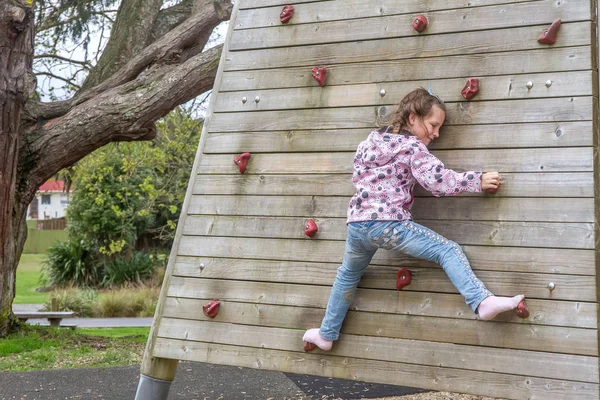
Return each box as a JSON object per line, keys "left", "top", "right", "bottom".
{"left": 427, "top": 84, "right": 444, "bottom": 104}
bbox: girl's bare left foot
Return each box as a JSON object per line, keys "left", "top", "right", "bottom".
{"left": 302, "top": 328, "right": 333, "bottom": 351}
{"left": 477, "top": 295, "right": 525, "bottom": 321}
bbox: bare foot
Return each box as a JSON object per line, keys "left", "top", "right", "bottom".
{"left": 477, "top": 295, "right": 525, "bottom": 321}
{"left": 302, "top": 328, "right": 333, "bottom": 351}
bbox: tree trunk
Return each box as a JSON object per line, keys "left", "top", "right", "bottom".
{"left": 0, "top": 1, "right": 35, "bottom": 335}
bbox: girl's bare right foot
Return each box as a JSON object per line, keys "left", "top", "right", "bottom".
{"left": 477, "top": 295, "right": 525, "bottom": 321}
{"left": 302, "top": 328, "right": 333, "bottom": 351}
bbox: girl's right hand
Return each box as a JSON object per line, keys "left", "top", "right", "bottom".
{"left": 482, "top": 172, "right": 501, "bottom": 191}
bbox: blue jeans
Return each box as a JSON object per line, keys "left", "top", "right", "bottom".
{"left": 319, "top": 220, "right": 494, "bottom": 341}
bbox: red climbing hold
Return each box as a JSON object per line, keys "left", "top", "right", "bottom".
{"left": 234, "top": 152, "right": 251, "bottom": 174}
{"left": 202, "top": 300, "right": 221, "bottom": 318}
{"left": 303, "top": 342, "right": 317, "bottom": 352}
{"left": 515, "top": 300, "right": 530, "bottom": 319}
{"left": 396, "top": 268, "right": 412, "bottom": 290}
{"left": 412, "top": 15, "right": 428, "bottom": 33}
{"left": 304, "top": 219, "right": 318, "bottom": 237}
{"left": 537, "top": 19, "right": 561, "bottom": 44}
{"left": 311, "top": 67, "right": 327, "bottom": 87}
{"left": 461, "top": 78, "right": 479, "bottom": 100}
{"left": 280, "top": 5, "right": 294, "bottom": 23}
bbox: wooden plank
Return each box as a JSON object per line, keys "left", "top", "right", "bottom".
{"left": 193, "top": 173, "right": 594, "bottom": 198}
{"left": 181, "top": 215, "right": 594, "bottom": 249}
{"left": 167, "top": 277, "right": 596, "bottom": 335}
{"left": 172, "top": 257, "right": 596, "bottom": 302}
{"left": 197, "top": 149, "right": 593, "bottom": 175}
{"left": 220, "top": 47, "right": 592, "bottom": 91}
{"left": 238, "top": 0, "right": 333, "bottom": 9}
{"left": 223, "top": 22, "right": 591, "bottom": 71}
{"left": 153, "top": 338, "right": 599, "bottom": 399}
{"left": 188, "top": 195, "right": 594, "bottom": 223}
{"left": 208, "top": 98, "right": 594, "bottom": 132}
{"left": 205, "top": 122, "right": 593, "bottom": 153}
{"left": 177, "top": 236, "right": 597, "bottom": 275}
{"left": 230, "top": 0, "right": 590, "bottom": 50}
{"left": 215, "top": 71, "right": 593, "bottom": 112}
{"left": 161, "top": 298, "right": 598, "bottom": 355}
{"left": 237, "top": 0, "right": 553, "bottom": 28}
{"left": 157, "top": 318, "right": 599, "bottom": 384}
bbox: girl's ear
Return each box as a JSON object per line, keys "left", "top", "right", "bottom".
{"left": 408, "top": 112, "right": 417, "bottom": 126}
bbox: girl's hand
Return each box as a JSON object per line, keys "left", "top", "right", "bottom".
{"left": 482, "top": 172, "right": 502, "bottom": 191}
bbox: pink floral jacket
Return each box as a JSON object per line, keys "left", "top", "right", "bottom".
{"left": 347, "top": 126, "right": 482, "bottom": 223}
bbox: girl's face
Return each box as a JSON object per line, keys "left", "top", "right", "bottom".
{"left": 407, "top": 105, "right": 445, "bottom": 146}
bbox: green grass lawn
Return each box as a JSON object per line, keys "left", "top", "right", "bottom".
{"left": 14, "top": 254, "right": 49, "bottom": 304}
{"left": 0, "top": 325, "right": 149, "bottom": 371}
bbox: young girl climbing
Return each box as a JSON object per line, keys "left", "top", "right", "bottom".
{"left": 303, "top": 87, "right": 527, "bottom": 352}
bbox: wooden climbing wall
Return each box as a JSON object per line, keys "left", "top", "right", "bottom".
{"left": 147, "top": 0, "right": 600, "bottom": 398}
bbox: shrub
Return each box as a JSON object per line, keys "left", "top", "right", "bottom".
{"left": 42, "top": 290, "right": 97, "bottom": 317}
{"left": 95, "top": 287, "right": 159, "bottom": 317}
{"left": 42, "top": 241, "right": 100, "bottom": 288}
{"left": 100, "top": 252, "right": 159, "bottom": 288}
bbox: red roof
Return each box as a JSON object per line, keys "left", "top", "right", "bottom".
{"left": 38, "top": 180, "right": 68, "bottom": 192}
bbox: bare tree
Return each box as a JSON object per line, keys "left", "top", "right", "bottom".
{"left": 0, "top": 0, "right": 232, "bottom": 336}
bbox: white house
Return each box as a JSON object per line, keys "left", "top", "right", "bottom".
{"left": 27, "top": 180, "right": 71, "bottom": 220}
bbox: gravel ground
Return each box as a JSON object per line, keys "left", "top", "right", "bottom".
{"left": 380, "top": 392, "right": 505, "bottom": 400}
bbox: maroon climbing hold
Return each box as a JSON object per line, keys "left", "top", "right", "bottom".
{"left": 396, "top": 268, "right": 412, "bottom": 290}
{"left": 311, "top": 67, "right": 327, "bottom": 87}
{"left": 515, "top": 300, "right": 530, "bottom": 319}
{"left": 537, "top": 19, "right": 561, "bottom": 44}
{"left": 303, "top": 342, "right": 317, "bottom": 352}
{"left": 461, "top": 78, "right": 479, "bottom": 100}
{"left": 412, "top": 15, "right": 428, "bottom": 33}
{"left": 234, "top": 152, "right": 251, "bottom": 174}
{"left": 202, "top": 300, "right": 221, "bottom": 318}
{"left": 304, "top": 219, "right": 318, "bottom": 237}
{"left": 280, "top": 5, "right": 294, "bottom": 24}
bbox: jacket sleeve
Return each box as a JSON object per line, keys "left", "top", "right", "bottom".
{"left": 409, "top": 143, "right": 482, "bottom": 197}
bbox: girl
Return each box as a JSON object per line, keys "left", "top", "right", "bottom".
{"left": 303, "top": 88, "right": 527, "bottom": 352}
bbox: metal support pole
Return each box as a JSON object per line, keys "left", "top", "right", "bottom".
{"left": 134, "top": 374, "right": 173, "bottom": 400}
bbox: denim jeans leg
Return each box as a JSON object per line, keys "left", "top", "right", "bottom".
{"left": 319, "top": 224, "right": 376, "bottom": 341}
{"left": 385, "top": 220, "right": 493, "bottom": 313}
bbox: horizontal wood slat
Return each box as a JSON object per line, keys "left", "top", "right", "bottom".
{"left": 208, "top": 97, "right": 593, "bottom": 132}
{"left": 156, "top": 318, "right": 598, "bottom": 384}
{"left": 238, "top": 0, "right": 333, "bottom": 9}
{"left": 193, "top": 173, "right": 594, "bottom": 198}
{"left": 172, "top": 257, "right": 596, "bottom": 302}
{"left": 230, "top": 0, "right": 590, "bottom": 51}
{"left": 197, "top": 148, "right": 593, "bottom": 174}
{"left": 177, "top": 237, "right": 596, "bottom": 275}
{"left": 220, "top": 47, "right": 592, "bottom": 91}
{"left": 223, "top": 22, "right": 591, "bottom": 71}
{"left": 215, "top": 71, "right": 593, "bottom": 112}
{"left": 153, "top": 337, "right": 599, "bottom": 399}
{"left": 166, "top": 277, "right": 598, "bottom": 353}
{"left": 236, "top": 0, "right": 583, "bottom": 29}
{"left": 188, "top": 195, "right": 594, "bottom": 223}
{"left": 205, "top": 122, "right": 593, "bottom": 153}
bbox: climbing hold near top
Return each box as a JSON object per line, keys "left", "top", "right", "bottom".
{"left": 303, "top": 342, "right": 317, "bottom": 352}
{"left": 515, "top": 300, "right": 529, "bottom": 319}
{"left": 396, "top": 268, "right": 412, "bottom": 290}
{"left": 537, "top": 19, "right": 561, "bottom": 44}
{"left": 304, "top": 219, "right": 318, "bottom": 237}
{"left": 311, "top": 67, "right": 327, "bottom": 87}
{"left": 412, "top": 15, "right": 428, "bottom": 32}
{"left": 461, "top": 78, "right": 479, "bottom": 100}
{"left": 234, "top": 152, "right": 251, "bottom": 174}
{"left": 202, "top": 300, "right": 221, "bottom": 318}
{"left": 280, "top": 5, "right": 294, "bottom": 24}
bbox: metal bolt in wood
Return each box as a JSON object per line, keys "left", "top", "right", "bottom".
{"left": 545, "top": 80, "right": 552, "bottom": 88}
{"left": 526, "top": 81, "right": 533, "bottom": 90}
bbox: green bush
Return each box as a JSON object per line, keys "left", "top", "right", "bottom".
{"left": 100, "top": 252, "right": 158, "bottom": 288}
{"left": 42, "top": 241, "right": 100, "bottom": 288}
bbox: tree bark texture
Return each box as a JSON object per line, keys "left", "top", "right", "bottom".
{"left": 0, "top": 0, "right": 232, "bottom": 336}
{"left": 0, "top": 0, "right": 35, "bottom": 335}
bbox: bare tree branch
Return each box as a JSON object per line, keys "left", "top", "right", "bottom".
{"left": 36, "top": 71, "right": 82, "bottom": 89}
{"left": 34, "top": 53, "right": 92, "bottom": 67}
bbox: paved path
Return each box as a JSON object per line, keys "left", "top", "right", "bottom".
{"left": 0, "top": 363, "right": 427, "bottom": 400}
{"left": 24, "top": 317, "right": 154, "bottom": 328}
